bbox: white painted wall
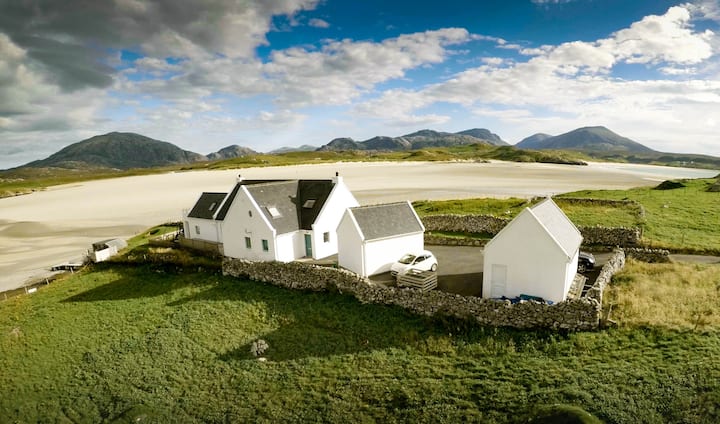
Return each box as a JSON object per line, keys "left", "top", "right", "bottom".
{"left": 184, "top": 217, "right": 222, "bottom": 243}
{"left": 90, "top": 246, "right": 118, "bottom": 263}
{"left": 363, "top": 233, "right": 424, "bottom": 277}
{"left": 337, "top": 210, "right": 365, "bottom": 275}
{"left": 482, "top": 211, "right": 574, "bottom": 303}
{"left": 311, "top": 179, "right": 359, "bottom": 260}
{"left": 274, "top": 232, "right": 299, "bottom": 262}
{"left": 221, "top": 187, "right": 276, "bottom": 261}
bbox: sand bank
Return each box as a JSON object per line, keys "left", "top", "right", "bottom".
{"left": 1, "top": 161, "right": 716, "bottom": 292}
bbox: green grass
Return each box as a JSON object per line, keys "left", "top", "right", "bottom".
{"left": 2, "top": 258, "right": 719, "bottom": 423}
{"left": 414, "top": 197, "right": 641, "bottom": 228}
{"left": 560, "top": 178, "right": 720, "bottom": 252}
{"left": 607, "top": 259, "right": 720, "bottom": 330}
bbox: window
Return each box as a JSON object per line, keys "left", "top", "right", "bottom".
{"left": 245, "top": 237, "right": 252, "bottom": 249}
{"left": 303, "top": 199, "right": 316, "bottom": 208}
{"left": 262, "top": 239, "right": 269, "bottom": 252}
{"left": 209, "top": 202, "right": 217, "bottom": 211}
{"left": 194, "top": 225, "right": 200, "bottom": 235}
{"left": 266, "top": 206, "right": 281, "bottom": 218}
{"left": 323, "top": 232, "right": 330, "bottom": 243}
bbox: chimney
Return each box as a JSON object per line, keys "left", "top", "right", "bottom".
{"left": 237, "top": 174, "right": 244, "bottom": 183}
{"left": 332, "top": 171, "right": 342, "bottom": 184}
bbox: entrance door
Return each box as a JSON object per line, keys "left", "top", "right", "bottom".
{"left": 490, "top": 264, "right": 507, "bottom": 298}
{"left": 304, "top": 234, "right": 312, "bottom": 258}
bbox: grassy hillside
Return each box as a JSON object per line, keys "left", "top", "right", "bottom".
{"left": 1, "top": 253, "right": 719, "bottom": 423}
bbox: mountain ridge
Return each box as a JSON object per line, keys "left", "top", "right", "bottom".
{"left": 317, "top": 128, "right": 508, "bottom": 151}
{"left": 516, "top": 126, "right": 655, "bottom": 153}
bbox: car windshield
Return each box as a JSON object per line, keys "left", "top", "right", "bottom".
{"left": 398, "top": 254, "right": 416, "bottom": 264}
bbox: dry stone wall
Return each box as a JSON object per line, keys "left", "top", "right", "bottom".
{"left": 421, "top": 214, "right": 641, "bottom": 246}
{"left": 584, "top": 249, "right": 625, "bottom": 306}
{"left": 624, "top": 247, "right": 671, "bottom": 263}
{"left": 223, "top": 258, "right": 602, "bottom": 331}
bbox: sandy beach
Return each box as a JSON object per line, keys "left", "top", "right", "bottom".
{"left": 1, "top": 160, "right": 716, "bottom": 292}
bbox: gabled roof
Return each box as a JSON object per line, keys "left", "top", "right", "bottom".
{"left": 488, "top": 197, "right": 581, "bottom": 258}
{"left": 215, "top": 179, "right": 336, "bottom": 234}
{"left": 347, "top": 201, "right": 424, "bottom": 241}
{"left": 187, "top": 192, "right": 228, "bottom": 219}
{"left": 527, "top": 198, "right": 582, "bottom": 257}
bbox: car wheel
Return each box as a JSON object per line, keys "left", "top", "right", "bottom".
{"left": 578, "top": 262, "right": 586, "bottom": 273}
{"left": 430, "top": 263, "right": 437, "bottom": 272}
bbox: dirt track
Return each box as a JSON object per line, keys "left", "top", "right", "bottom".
{"left": 1, "top": 160, "right": 716, "bottom": 292}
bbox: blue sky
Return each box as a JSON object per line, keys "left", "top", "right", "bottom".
{"left": 1, "top": 0, "right": 719, "bottom": 169}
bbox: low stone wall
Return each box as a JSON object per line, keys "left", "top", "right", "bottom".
{"left": 624, "top": 247, "right": 671, "bottom": 263}
{"left": 223, "top": 258, "right": 601, "bottom": 331}
{"left": 424, "top": 234, "right": 488, "bottom": 247}
{"left": 584, "top": 249, "right": 625, "bottom": 306}
{"left": 555, "top": 197, "right": 645, "bottom": 219}
{"left": 421, "top": 214, "right": 641, "bottom": 246}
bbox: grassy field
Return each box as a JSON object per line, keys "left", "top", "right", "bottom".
{"left": 607, "top": 259, "right": 720, "bottom": 330}
{"left": 560, "top": 178, "right": 720, "bottom": 253}
{"left": 414, "top": 178, "right": 720, "bottom": 253}
{"left": 414, "top": 197, "right": 642, "bottom": 229}
{"left": 1, "top": 251, "right": 719, "bottom": 423}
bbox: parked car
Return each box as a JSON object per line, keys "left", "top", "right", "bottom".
{"left": 578, "top": 251, "right": 595, "bottom": 273}
{"left": 390, "top": 250, "right": 438, "bottom": 278}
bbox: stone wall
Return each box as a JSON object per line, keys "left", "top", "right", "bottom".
{"left": 624, "top": 247, "right": 671, "bottom": 263}
{"left": 421, "top": 214, "right": 641, "bottom": 246}
{"left": 583, "top": 249, "right": 625, "bottom": 306}
{"left": 223, "top": 258, "right": 602, "bottom": 331}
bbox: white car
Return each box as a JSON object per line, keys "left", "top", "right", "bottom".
{"left": 390, "top": 250, "right": 438, "bottom": 278}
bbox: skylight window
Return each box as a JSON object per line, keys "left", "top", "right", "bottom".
{"left": 266, "top": 206, "right": 281, "bottom": 218}
{"left": 303, "top": 199, "right": 316, "bottom": 208}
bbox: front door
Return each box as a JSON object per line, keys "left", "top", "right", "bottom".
{"left": 490, "top": 264, "right": 507, "bottom": 298}
{"left": 304, "top": 234, "right": 312, "bottom": 258}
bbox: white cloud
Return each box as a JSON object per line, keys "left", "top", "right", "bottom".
{"left": 352, "top": 5, "right": 720, "bottom": 154}
{"left": 308, "top": 18, "right": 330, "bottom": 28}
{"left": 265, "top": 28, "right": 472, "bottom": 107}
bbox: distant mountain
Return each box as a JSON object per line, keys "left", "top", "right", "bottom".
{"left": 516, "top": 133, "right": 553, "bottom": 148}
{"left": 269, "top": 145, "right": 317, "bottom": 154}
{"left": 455, "top": 128, "right": 508, "bottom": 146}
{"left": 516, "top": 126, "right": 655, "bottom": 153}
{"left": 317, "top": 128, "right": 507, "bottom": 151}
{"left": 21, "top": 132, "right": 207, "bottom": 170}
{"left": 207, "top": 145, "right": 257, "bottom": 160}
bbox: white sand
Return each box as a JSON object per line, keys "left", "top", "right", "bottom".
{"left": 1, "top": 161, "right": 716, "bottom": 292}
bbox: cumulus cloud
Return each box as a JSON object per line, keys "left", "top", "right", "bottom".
{"left": 265, "top": 28, "right": 472, "bottom": 106}
{"left": 353, "top": 5, "right": 720, "bottom": 150}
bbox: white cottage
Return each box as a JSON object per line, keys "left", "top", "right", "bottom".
{"left": 183, "top": 175, "right": 358, "bottom": 261}
{"left": 482, "top": 198, "right": 582, "bottom": 304}
{"left": 337, "top": 201, "right": 425, "bottom": 277}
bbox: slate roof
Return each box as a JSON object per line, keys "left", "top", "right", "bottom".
{"left": 187, "top": 192, "right": 228, "bottom": 219}
{"left": 528, "top": 198, "right": 582, "bottom": 257}
{"left": 214, "top": 179, "right": 336, "bottom": 234}
{"left": 348, "top": 201, "right": 424, "bottom": 241}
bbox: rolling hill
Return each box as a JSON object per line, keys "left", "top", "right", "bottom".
{"left": 22, "top": 132, "right": 207, "bottom": 170}
{"left": 516, "top": 126, "right": 655, "bottom": 153}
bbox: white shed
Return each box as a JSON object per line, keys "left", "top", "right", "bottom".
{"left": 337, "top": 201, "right": 425, "bottom": 277}
{"left": 482, "top": 198, "right": 582, "bottom": 303}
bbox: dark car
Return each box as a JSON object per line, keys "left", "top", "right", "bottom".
{"left": 578, "top": 251, "right": 595, "bottom": 273}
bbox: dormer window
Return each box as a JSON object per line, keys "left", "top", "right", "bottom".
{"left": 266, "top": 206, "right": 281, "bottom": 218}
{"left": 303, "top": 199, "right": 316, "bottom": 208}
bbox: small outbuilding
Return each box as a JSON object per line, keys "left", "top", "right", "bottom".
{"left": 482, "top": 198, "right": 582, "bottom": 303}
{"left": 89, "top": 238, "right": 127, "bottom": 263}
{"left": 337, "top": 201, "right": 425, "bottom": 277}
